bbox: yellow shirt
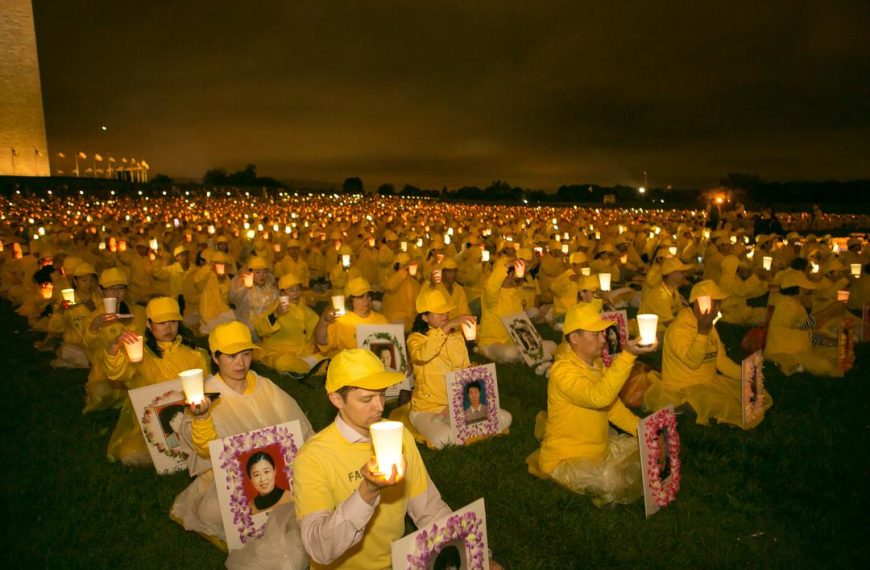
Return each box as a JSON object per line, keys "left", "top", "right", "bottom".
{"left": 293, "top": 423, "right": 429, "bottom": 570}
{"left": 765, "top": 296, "right": 812, "bottom": 357}
{"left": 538, "top": 349, "right": 638, "bottom": 474}
{"left": 255, "top": 300, "right": 320, "bottom": 357}
{"left": 199, "top": 272, "right": 231, "bottom": 323}
{"left": 479, "top": 262, "right": 524, "bottom": 346}
{"left": 662, "top": 307, "right": 741, "bottom": 390}
{"left": 550, "top": 269, "right": 579, "bottom": 317}
{"left": 408, "top": 328, "right": 470, "bottom": 413}
{"left": 381, "top": 269, "right": 421, "bottom": 332}
{"left": 434, "top": 282, "right": 470, "bottom": 319}
{"left": 319, "top": 311, "right": 390, "bottom": 355}
{"left": 638, "top": 282, "right": 685, "bottom": 329}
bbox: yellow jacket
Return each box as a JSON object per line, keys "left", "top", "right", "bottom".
{"left": 274, "top": 255, "right": 310, "bottom": 287}
{"left": 255, "top": 300, "right": 320, "bottom": 358}
{"left": 381, "top": 269, "right": 421, "bottom": 332}
{"left": 434, "top": 282, "right": 470, "bottom": 319}
{"left": 550, "top": 269, "right": 580, "bottom": 317}
{"left": 408, "top": 328, "right": 470, "bottom": 413}
{"left": 328, "top": 264, "right": 361, "bottom": 297}
{"left": 662, "top": 307, "right": 741, "bottom": 389}
{"left": 638, "top": 282, "right": 685, "bottom": 329}
{"left": 318, "top": 310, "right": 390, "bottom": 355}
{"left": 765, "top": 296, "right": 812, "bottom": 357}
{"left": 479, "top": 262, "right": 524, "bottom": 346}
{"left": 538, "top": 350, "right": 639, "bottom": 474}
{"left": 199, "top": 272, "right": 231, "bottom": 324}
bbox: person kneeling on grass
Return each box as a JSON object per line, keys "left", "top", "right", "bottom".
{"left": 293, "top": 349, "right": 506, "bottom": 569}
{"left": 526, "top": 302, "right": 657, "bottom": 507}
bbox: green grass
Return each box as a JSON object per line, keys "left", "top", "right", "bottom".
{"left": 1, "top": 299, "right": 867, "bottom": 569}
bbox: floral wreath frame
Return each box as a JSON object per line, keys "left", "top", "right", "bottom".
{"left": 450, "top": 366, "right": 500, "bottom": 444}
{"left": 405, "top": 511, "right": 487, "bottom": 570}
{"left": 362, "top": 331, "right": 408, "bottom": 371}
{"left": 742, "top": 353, "right": 766, "bottom": 425}
{"left": 218, "top": 424, "right": 299, "bottom": 545}
{"left": 599, "top": 310, "right": 628, "bottom": 367}
{"left": 140, "top": 390, "right": 189, "bottom": 461}
{"left": 506, "top": 317, "right": 544, "bottom": 363}
{"left": 643, "top": 408, "right": 681, "bottom": 508}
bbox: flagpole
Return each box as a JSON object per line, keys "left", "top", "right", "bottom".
{"left": 10, "top": 149, "right": 16, "bottom": 175}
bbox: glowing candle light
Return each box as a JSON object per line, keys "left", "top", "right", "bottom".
{"left": 668, "top": 246, "right": 677, "bottom": 256}
{"left": 598, "top": 272, "right": 612, "bottom": 292}
{"left": 369, "top": 420, "right": 404, "bottom": 476}
{"left": 215, "top": 263, "right": 226, "bottom": 276}
{"left": 561, "top": 244, "right": 569, "bottom": 254}
{"left": 61, "top": 288, "right": 76, "bottom": 304}
{"left": 149, "top": 238, "right": 159, "bottom": 250}
{"left": 636, "top": 314, "right": 659, "bottom": 346}
{"left": 461, "top": 317, "right": 477, "bottom": 341}
{"left": 243, "top": 273, "right": 254, "bottom": 288}
{"left": 696, "top": 295, "right": 712, "bottom": 314}
{"left": 103, "top": 297, "right": 118, "bottom": 314}
{"left": 40, "top": 283, "right": 54, "bottom": 300}
{"left": 481, "top": 250, "right": 491, "bottom": 262}
{"left": 342, "top": 254, "right": 351, "bottom": 268}
{"left": 851, "top": 264, "right": 861, "bottom": 277}
{"left": 408, "top": 262, "right": 418, "bottom": 276}
{"left": 179, "top": 369, "right": 205, "bottom": 405}
{"left": 837, "top": 290, "right": 850, "bottom": 302}
{"left": 580, "top": 267, "right": 591, "bottom": 277}
{"left": 762, "top": 256, "right": 773, "bottom": 271}
{"left": 331, "top": 295, "right": 346, "bottom": 316}
{"left": 515, "top": 260, "right": 526, "bottom": 278}
{"left": 400, "top": 241, "right": 408, "bottom": 252}
{"left": 124, "top": 334, "right": 144, "bottom": 363}
{"left": 432, "top": 269, "right": 443, "bottom": 284}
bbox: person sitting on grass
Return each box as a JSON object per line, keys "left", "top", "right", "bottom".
{"left": 526, "top": 302, "right": 657, "bottom": 507}
{"left": 314, "top": 277, "right": 389, "bottom": 356}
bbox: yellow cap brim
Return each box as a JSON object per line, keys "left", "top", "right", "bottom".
{"left": 564, "top": 317, "right": 615, "bottom": 335}
{"left": 325, "top": 370, "right": 405, "bottom": 393}
{"left": 149, "top": 311, "right": 184, "bottom": 323}
{"left": 216, "top": 341, "right": 261, "bottom": 354}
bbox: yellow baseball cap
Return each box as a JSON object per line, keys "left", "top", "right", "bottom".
{"left": 569, "top": 252, "right": 587, "bottom": 265}
{"left": 416, "top": 288, "right": 456, "bottom": 314}
{"left": 278, "top": 273, "right": 304, "bottom": 289}
{"left": 247, "top": 256, "right": 270, "bottom": 271}
{"left": 662, "top": 257, "right": 693, "bottom": 275}
{"left": 563, "top": 301, "right": 615, "bottom": 335}
{"left": 346, "top": 277, "right": 373, "bottom": 297}
{"left": 325, "top": 348, "right": 405, "bottom": 393}
{"left": 211, "top": 251, "right": 231, "bottom": 264}
{"left": 208, "top": 321, "right": 261, "bottom": 354}
{"left": 146, "top": 296, "right": 183, "bottom": 323}
{"left": 72, "top": 263, "right": 97, "bottom": 277}
{"left": 781, "top": 271, "right": 818, "bottom": 290}
{"left": 172, "top": 244, "right": 188, "bottom": 257}
{"left": 440, "top": 258, "right": 459, "bottom": 270}
{"left": 99, "top": 268, "right": 128, "bottom": 288}
{"left": 688, "top": 280, "right": 730, "bottom": 303}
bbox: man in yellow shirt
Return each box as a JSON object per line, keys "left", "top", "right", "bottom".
{"left": 293, "top": 349, "right": 453, "bottom": 569}
{"left": 526, "top": 302, "right": 656, "bottom": 507}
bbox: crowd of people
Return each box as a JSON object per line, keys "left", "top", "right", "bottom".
{"left": 1, "top": 191, "right": 867, "bottom": 568}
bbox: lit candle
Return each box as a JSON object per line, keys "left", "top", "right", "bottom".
{"left": 481, "top": 250, "right": 491, "bottom": 262}
{"left": 696, "top": 295, "right": 711, "bottom": 314}
{"left": 810, "top": 262, "right": 819, "bottom": 274}
{"left": 279, "top": 295, "right": 290, "bottom": 308}
{"left": 598, "top": 272, "right": 612, "bottom": 292}
{"left": 762, "top": 256, "right": 773, "bottom": 271}
{"left": 369, "top": 420, "right": 404, "bottom": 476}
{"left": 461, "top": 317, "right": 477, "bottom": 341}
{"left": 124, "top": 334, "right": 144, "bottom": 363}
{"left": 273, "top": 244, "right": 281, "bottom": 253}
{"left": 342, "top": 254, "right": 351, "bottom": 268}
{"left": 179, "top": 369, "right": 205, "bottom": 405}
{"left": 851, "top": 263, "right": 861, "bottom": 277}
{"left": 580, "top": 267, "right": 591, "bottom": 277}
{"left": 61, "top": 288, "right": 76, "bottom": 304}
{"left": 331, "top": 295, "right": 346, "bottom": 316}
{"left": 561, "top": 244, "right": 569, "bottom": 254}
{"left": 408, "top": 262, "right": 418, "bottom": 276}
{"left": 149, "top": 238, "right": 159, "bottom": 250}
{"left": 515, "top": 260, "right": 526, "bottom": 278}
{"left": 837, "top": 290, "right": 850, "bottom": 302}
{"left": 668, "top": 246, "right": 677, "bottom": 256}
{"left": 636, "top": 314, "right": 659, "bottom": 346}
{"left": 215, "top": 263, "right": 226, "bottom": 276}
{"left": 400, "top": 241, "right": 408, "bottom": 252}
{"left": 103, "top": 297, "right": 118, "bottom": 314}
{"left": 432, "top": 269, "right": 442, "bottom": 284}
{"left": 243, "top": 273, "right": 254, "bottom": 288}
{"left": 40, "top": 283, "right": 54, "bottom": 300}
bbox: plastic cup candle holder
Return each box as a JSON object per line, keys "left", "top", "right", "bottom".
{"left": 837, "top": 290, "right": 850, "bottom": 302}
{"left": 636, "top": 314, "right": 659, "bottom": 346}
{"left": 668, "top": 246, "right": 678, "bottom": 256}
{"left": 124, "top": 334, "right": 144, "bottom": 363}
{"left": 400, "top": 241, "right": 408, "bottom": 252}
{"left": 762, "top": 256, "right": 773, "bottom": 271}
{"left": 149, "top": 238, "right": 159, "bottom": 250}
{"left": 103, "top": 297, "right": 118, "bottom": 314}
{"left": 243, "top": 273, "right": 254, "bottom": 288}
{"left": 342, "top": 254, "right": 351, "bottom": 268}
{"left": 279, "top": 295, "right": 290, "bottom": 308}
{"left": 179, "top": 369, "right": 205, "bottom": 406}
{"left": 561, "top": 244, "right": 570, "bottom": 254}
{"left": 515, "top": 260, "right": 526, "bottom": 278}
{"left": 40, "top": 283, "right": 53, "bottom": 300}
{"left": 461, "top": 317, "right": 478, "bottom": 341}
{"left": 369, "top": 421, "right": 404, "bottom": 477}
{"left": 580, "top": 267, "right": 591, "bottom": 277}
{"left": 61, "top": 288, "right": 76, "bottom": 304}
{"left": 408, "top": 263, "right": 418, "bottom": 276}
{"left": 215, "top": 263, "right": 226, "bottom": 276}
{"left": 697, "top": 295, "right": 712, "bottom": 314}
{"left": 810, "top": 262, "right": 820, "bottom": 274}
{"left": 851, "top": 264, "right": 861, "bottom": 277}
{"left": 331, "top": 295, "right": 346, "bottom": 317}
{"left": 598, "top": 272, "right": 612, "bottom": 292}
{"left": 481, "top": 250, "right": 491, "bottom": 262}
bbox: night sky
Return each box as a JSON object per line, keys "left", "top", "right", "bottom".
{"left": 31, "top": 1, "right": 870, "bottom": 190}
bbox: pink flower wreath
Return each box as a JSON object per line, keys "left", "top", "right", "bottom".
{"left": 405, "top": 511, "right": 486, "bottom": 569}
{"left": 644, "top": 408, "right": 681, "bottom": 508}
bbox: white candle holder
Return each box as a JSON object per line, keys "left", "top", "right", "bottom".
{"left": 636, "top": 314, "right": 658, "bottom": 346}
{"left": 598, "top": 273, "right": 612, "bottom": 292}
{"left": 668, "top": 246, "right": 677, "bottom": 256}
{"left": 103, "top": 297, "right": 118, "bottom": 314}
{"left": 696, "top": 295, "right": 712, "bottom": 315}
{"left": 331, "top": 295, "right": 346, "bottom": 316}
{"left": 837, "top": 290, "right": 850, "bottom": 302}
{"left": 432, "top": 270, "right": 442, "bottom": 284}
{"left": 61, "top": 288, "right": 76, "bottom": 304}
{"left": 342, "top": 254, "right": 351, "bottom": 268}
{"left": 481, "top": 250, "right": 490, "bottom": 262}
{"left": 561, "top": 244, "right": 569, "bottom": 254}
{"left": 124, "top": 334, "right": 144, "bottom": 363}
{"left": 851, "top": 263, "right": 862, "bottom": 277}
{"left": 179, "top": 368, "right": 205, "bottom": 405}
{"left": 243, "top": 273, "right": 254, "bottom": 288}
{"left": 580, "top": 267, "right": 591, "bottom": 277}
{"left": 408, "top": 263, "right": 418, "bottom": 276}
{"left": 461, "top": 317, "right": 478, "bottom": 341}
{"left": 279, "top": 295, "right": 290, "bottom": 308}
{"left": 149, "top": 238, "right": 159, "bottom": 250}
{"left": 762, "top": 256, "right": 773, "bottom": 271}
{"left": 370, "top": 420, "right": 404, "bottom": 476}
{"left": 40, "top": 283, "right": 53, "bottom": 300}
{"left": 215, "top": 263, "right": 226, "bottom": 276}
{"left": 515, "top": 260, "right": 526, "bottom": 278}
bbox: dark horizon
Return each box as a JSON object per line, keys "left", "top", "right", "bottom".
{"left": 31, "top": 1, "right": 870, "bottom": 191}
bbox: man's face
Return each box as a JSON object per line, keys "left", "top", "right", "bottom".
{"left": 468, "top": 386, "right": 481, "bottom": 407}
{"left": 331, "top": 388, "right": 385, "bottom": 435}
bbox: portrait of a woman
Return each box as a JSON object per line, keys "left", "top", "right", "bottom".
{"left": 246, "top": 450, "right": 292, "bottom": 515}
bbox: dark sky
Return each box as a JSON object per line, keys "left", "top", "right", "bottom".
{"left": 32, "top": 1, "right": 870, "bottom": 190}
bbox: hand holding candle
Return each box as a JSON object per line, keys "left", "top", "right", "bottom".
{"left": 123, "top": 333, "right": 144, "bottom": 362}
{"left": 331, "top": 295, "right": 346, "bottom": 316}
{"left": 179, "top": 369, "right": 205, "bottom": 406}
{"left": 636, "top": 314, "right": 659, "bottom": 346}
{"left": 243, "top": 272, "right": 254, "bottom": 288}
{"left": 369, "top": 421, "right": 405, "bottom": 478}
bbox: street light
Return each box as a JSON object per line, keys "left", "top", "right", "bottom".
{"left": 638, "top": 186, "right": 646, "bottom": 194}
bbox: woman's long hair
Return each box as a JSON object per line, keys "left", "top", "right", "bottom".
{"left": 411, "top": 312, "right": 430, "bottom": 334}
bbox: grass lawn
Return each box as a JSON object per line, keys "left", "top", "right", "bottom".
{"left": 1, "top": 298, "right": 868, "bottom": 569}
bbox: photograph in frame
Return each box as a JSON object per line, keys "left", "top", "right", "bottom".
{"left": 357, "top": 323, "right": 413, "bottom": 397}
{"left": 129, "top": 378, "right": 189, "bottom": 475}
{"left": 499, "top": 312, "right": 545, "bottom": 366}
{"left": 741, "top": 351, "right": 765, "bottom": 426}
{"left": 638, "top": 406, "right": 681, "bottom": 518}
{"left": 391, "top": 498, "right": 489, "bottom": 570}
{"left": 445, "top": 364, "right": 501, "bottom": 445}
{"left": 209, "top": 420, "right": 305, "bottom": 550}
{"left": 599, "top": 310, "right": 628, "bottom": 367}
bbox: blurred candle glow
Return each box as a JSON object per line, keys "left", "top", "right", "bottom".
{"left": 697, "top": 295, "right": 711, "bottom": 314}
{"left": 124, "top": 334, "right": 144, "bottom": 362}
{"left": 370, "top": 420, "right": 404, "bottom": 476}
{"left": 179, "top": 369, "right": 205, "bottom": 405}
{"left": 637, "top": 314, "right": 658, "bottom": 346}
{"left": 461, "top": 317, "right": 477, "bottom": 341}
{"left": 61, "top": 288, "right": 76, "bottom": 304}
{"left": 598, "top": 272, "right": 612, "bottom": 291}
{"left": 851, "top": 263, "right": 861, "bottom": 277}
{"left": 331, "top": 295, "right": 346, "bottom": 316}
{"left": 762, "top": 256, "right": 773, "bottom": 271}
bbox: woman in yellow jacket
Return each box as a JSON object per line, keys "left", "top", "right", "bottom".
{"left": 170, "top": 320, "right": 314, "bottom": 558}
{"left": 315, "top": 277, "right": 390, "bottom": 356}
{"left": 103, "top": 297, "right": 210, "bottom": 466}
{"left": 254, "top": 273, "right": 323, "bottom": 375}
{"left": 717, "top": 254, "right": 769, "bottom": 325}
{"left": 82, "top": 268, "right": 147, "bottom": 413}
{"left": 765, "top": 271, "right": 841, "bottom": 376}
{"left": 525, "top": 302, "right": 656, "bottom": 507}
{"left": 646, "top": 280, "right": 773, "bottom": 428}
{"left": 381, "top": 252, "right": 422, "bottom": 333}
{"left": 407, "top": 288, "right": 512, "bottom": 448}
{"left": 47, "top": 262, "right": 102, "bottom": 368}
{"left": 198, "top": 252, "right": 235, "bottom": 334}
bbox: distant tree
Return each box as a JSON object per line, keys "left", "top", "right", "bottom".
{"left": 228, "top": 164, "right": 258, "bottom": 186}
{"left": 150, "top": 173, "right": 172, "bottom": 185}
{"left": 401, "top": 184, "right": 421, "bottom": 196}
{"left": 377, "top": 183, "right": 395, "bottom": 195}
{"left": 342, "top": 177, "right": 364, "bottom": 194}
{"left": 203, "top": 168, "right": 229, "bottom": 185}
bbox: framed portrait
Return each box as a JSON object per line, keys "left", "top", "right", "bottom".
{"left": 638, "top": 406, "right": 681, "bottom": 518}
{"left": 209, "top": 420, "right": 306, "bottom": 550}
{"left": 599, "top": 310, "right": 628, "bottom": 367}
{"left": 391, "top": 498, "right": 489, "bottom": 570}
{"left": 129, "top": 378, "right": 189, "bottom": 475}
{"left": 838, "top": 315, "right": 856, "bottom": 373}
{"left": 741, "top": 351, "right": 765, "bottom": 426}
{"left": 357, "top": 323, "right": 413, "bottom": 398}
{"left": 499, "top": 312, "right": 545, "bottom": 366}
{"left": 445, "top": 364, "right": 501, "bottom": 445}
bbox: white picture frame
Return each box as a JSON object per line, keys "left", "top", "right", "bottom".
{"left": 499, "top": 312, "right": 546, "bottom": 366}
{"left": 638, "top": 405, "right": 681, "bottom": 518}
{"left": 357, "top": 323, "right": 413, "bottom": 397}
{"left": 129, "top": 378, "right": 189, "bottom": 475}
{"left": 445, "top": 364, "right": 501, "bottom": 445}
